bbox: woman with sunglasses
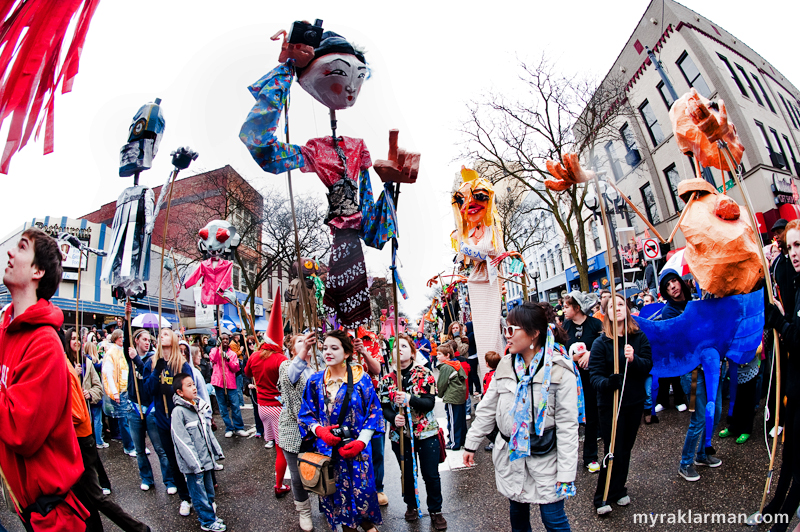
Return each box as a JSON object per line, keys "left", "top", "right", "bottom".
{"left": 463, "top": 302, "right": 579, "bottom": 532}
{"left": 589, "top": 294, "right": 652, "bottom": 516}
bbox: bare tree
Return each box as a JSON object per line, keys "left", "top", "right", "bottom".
{"left": 494, "top": 185, "right": 546, "bottom": 257}
{"left": 459, "top": 54, "right": 632, "bottom": 291}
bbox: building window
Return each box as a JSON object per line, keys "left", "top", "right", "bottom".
{"left": 717, "top": 53, "right": 748, "bottom": 97}
{"left": 604, "top": 141, "right": 624, "bottom": 179}
{"left": 555, "top": 245, "right": 564, "bottom": 273}
{"left": 657, "top": 81, "right": 676, "bottom": 109}
{"left": 771, "top": 128, "right": 790, "bottom": 173}
{"left": 779, "top": 94, "right": 798, "bottom": 128}
{"left": 590, "top": 221, "right": 601, "bottom": 251}
{"left": 267, "top": 267, "right": 273, "bottom": 296}
{"left": 663, "top": 164, "right": 685, "bottom": 212}
{"left": 735, "top": 64, "right": 759, "bottom": 102}
{"left": 639, "top": 100, "right": 665, "bottom": 146}
{"left": 232, "top": 265, "right": 241, "bottom": 291}
{"left": 620, "top": 123, "right": 637, "bottom": 151}
{"left": 750, "top": 73, "right": 776, "bottom": 113}
{"left": 687, "top": 155, "right": 718, "bottom": 188}
{"left": 677, "top": 52, "right": 711, "bottom": 98}
{"left": 792, "top": 101, "right": 800, "bottom": 128}
{"left": 547, "top": 250, "right": 555, "bottom": 278}
{"left": 783, "top": 134, "right": 799, "bottom": 175}
{"left": 755, "top": 120, "right": 783, "bottom": 168}
{"left": 640, "top": 183, "right": 661, "bottom": 224}
{"left": 540, "top": 255, "right": 547, "bottom": 278}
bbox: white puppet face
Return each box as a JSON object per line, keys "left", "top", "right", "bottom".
{"left": 197, "top": 220, "right": 241, "bottom": 259}
{"left": 298, "top": 53, "right": 367, "bottom": 110}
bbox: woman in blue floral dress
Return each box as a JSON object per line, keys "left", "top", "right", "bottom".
{"left": 298, "top": 330, "right": 384, "bottom": 532}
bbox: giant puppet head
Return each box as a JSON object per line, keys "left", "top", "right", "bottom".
{"left": 119, "top": 99, "right": 166, "bottom": 177}
{"left": 296, "top": 32, "right": 368, "bottom": 110}
{"left": 197, "top": 220, "right": 241, "bottom": 260}
{"left": 669, "top": 88, "right": 744, "bottom": 172}
{"left": 451, "top": 166, "right": 502, "bottom": 253}
{"left": 290, "top": 257, "right": 320, "bottom": 289}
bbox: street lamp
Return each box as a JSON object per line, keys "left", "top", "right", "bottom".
{"left": 528, "top": 269, "right": 540, "bottom": 302}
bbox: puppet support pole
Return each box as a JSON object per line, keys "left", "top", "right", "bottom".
{"left": 169, "top": 249, "right": 184, "bottom": 333}
{"left": 592, "top": 175, "right": 620, "bottom": 507}
{"left": 718, "top": 144, "right": 782, "bottom": 515}
{"left": 156, "top": 168, "right": 178, "bottom": 364}
{"left": 127, "top": 300, "right": 144, "bottom": 420}
{"left": 284, "top": 103, "right": 319, "bottom": 371}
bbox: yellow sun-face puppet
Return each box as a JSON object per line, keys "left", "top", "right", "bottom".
{"left": 451, "top": 167, "right": 502, "bottom": 257}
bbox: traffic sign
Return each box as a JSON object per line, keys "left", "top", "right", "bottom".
{"left": 643, "top": 238, "right": 661, "bottom": 260}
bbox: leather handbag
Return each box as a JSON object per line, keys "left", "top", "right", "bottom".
{"left": 437, "top": 428, "right": 447, "bottom": 463}
{"left": 499, "top": 426, "right": 556, "bottom": 456}
{"left": 298, "top": 452, "right": 337, "bottom": 496}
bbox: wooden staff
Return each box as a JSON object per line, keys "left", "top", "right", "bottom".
{"left": 718, "top": 144, "right": 782, "bottom": 515}
{"left": 284, "top": 102, "right": 319, "bottom": 371}
{"left": 593, "top": 175, "right": 620, "bottom": 508}
{"left": 127, "top": 298, "right": 144, "bottom": 420}
{"left": 156, "top": 169, "right": 178, "bottom": 343}
{"left": 169, "top": 249, "right": 184, "bottom": 333}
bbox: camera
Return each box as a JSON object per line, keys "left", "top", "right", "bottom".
{"left": 288, "top": 19, "right": 324, "bottom": 48}
{"left": 331, "top": 426, "right": 355, "bottom": 445}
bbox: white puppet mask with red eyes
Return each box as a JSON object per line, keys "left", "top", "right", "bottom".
{"left": 298, "top": 53, "right": 367, "bottom": 110}
{"left": 197, "top": 220, "right": 240, "bottom": 259}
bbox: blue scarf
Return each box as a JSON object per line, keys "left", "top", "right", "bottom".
{"left": 508, "top": 328, "right": 555, "bottom": 462}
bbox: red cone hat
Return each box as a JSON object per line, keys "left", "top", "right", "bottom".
{"left": 264, "top": 289, "right": 284, "bottom": 350}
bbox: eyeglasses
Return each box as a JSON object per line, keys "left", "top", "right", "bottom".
{"left": 503, "top": 325, "right": 524, "bottom": 337}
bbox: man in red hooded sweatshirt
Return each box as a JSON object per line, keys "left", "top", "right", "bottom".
{"left": 0, "top": 228, "right": 88, "bottom": 531}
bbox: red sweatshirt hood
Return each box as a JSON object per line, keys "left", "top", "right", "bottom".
{"left": 4, "top": 298, "right": 64, "bottom": 334}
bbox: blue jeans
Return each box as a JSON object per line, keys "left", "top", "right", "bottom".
{"left": 214, "top": 386, "right": 244, "bottom": 432}
{"left": 126, "top": 408, "right": 175, "bottom": 488}
{"left": 509, "top": 499, "right": 571, "bottom": 532}
{"left": 91, "top": 403, "right": 105, "bottom": 446}
{"left": 185, "top": 470, "right": 216, "bottom": 527}
{"left": 680, "top": 368, "right": 723, "bottom": 467}
{"left": 644, "top": 375, "right": 653, "bottom": 410}
{"left": 371, "top": 430, "right": 385, "bottom": 492}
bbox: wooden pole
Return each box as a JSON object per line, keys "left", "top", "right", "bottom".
{"left": 157, "top": 169, "right": 178, "bottom": 341}
{"left": 284, "top": 103, "right": 319, "bottom": 372}
{"left": 592, "top": 175, "right": 620, "bottom": 507}
{"left": 718, "top": 144, "right": 782, "bottom": 515}
{"left": 127, "top": 298, "right": 144, "bottom": 420}
{"left": 170, "top": 249, "right": 184, "bottom": 334}
{"left": 75, "top": 249, "right": 82, "bottom": 348}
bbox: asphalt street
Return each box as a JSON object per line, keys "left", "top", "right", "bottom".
{"left": 0, "top": 394, "right": 794, "bottom": 532}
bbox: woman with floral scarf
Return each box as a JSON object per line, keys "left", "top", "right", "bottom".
{"left": 463, "top": 302, "right": 581, "bottom": 532}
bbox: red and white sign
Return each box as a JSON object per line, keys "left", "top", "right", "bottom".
{"left": 643, "top": 238, "right": 661, "bottom": 260}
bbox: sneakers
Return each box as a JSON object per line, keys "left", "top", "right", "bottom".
{"left": 179, "top": 500, "right": 192, "bottom": 516}
{"left": 694, "top": 456, "right": 722, "bottom": 468}
{"left": 678, "top": 464, "right": 700, "bottom": 481}
{"left": 140, "top": 484, "right": 151, "bottom": 491}
{"left": 465, "top": 414, "right": 471, "bottom": 420}
{"left": 166, "top": 486, "right": 177, "bottom": 494}
{"left": 616, "top": 495, "right": 631, "bottom": 506}
{"left": 430, "top": 511, "right": 448, "bottom": 530}
{"left": 200, "top": 521, "right": 227, "bottom": 531}
{"left": 235, "top": 429, "right": 249, "bottom": 437}
{"left": 445, "top": 443, "right": 460, "bottom": 450}
{"left": 224, "top": 431, "right": 233, "bottom": 438}
{"left": 676, "top": 403, "right": 688, "bottom": 412}
{"left": 145, "top": 448, "right": 151, "bottom": 455}
{"left": 484, "top": 443, "right": 494, "bottom": 452}
{"left": 214, "top": 463, "right": 224, "bottom": 471}
{"left": 96, "top": 442, "right": 109, "bottom": 449}
{"left": 376, "top": 492, "right": 389, "bottom": 506}
{"left": 654, "top": 404, "right": 664, "bottom": 413}
{"left": 102, "top": 488, "right": 112, "bottom": 495}
{"left": 265, "top": 440, "right": 275, "bottom": 449}
{"left": 597, "top": 504, "right": 612, "bottom": 515}
{"left": 125, "top": 449, "right": 137, "bottom": 457}
{"left": 586, "top": 461, "right": 601, "bottom": 473}
{"left": 404, "top": 506, "right": 419, "bottom": 521}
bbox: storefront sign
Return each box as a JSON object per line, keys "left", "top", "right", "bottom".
{"left": 771, "top": 173, "right": 799, "bottom": 205}
{"left": 35, "top": 222, "right": 92, "bottom": 241}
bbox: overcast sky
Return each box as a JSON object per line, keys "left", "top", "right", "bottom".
{"left": 1, "top": 0, "right": 798, "bottom": 319}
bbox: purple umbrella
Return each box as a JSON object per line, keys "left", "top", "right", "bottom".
{"left": 131, "top": 313, "right": 171, "bottom": 329}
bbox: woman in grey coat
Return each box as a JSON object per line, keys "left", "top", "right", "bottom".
{"left": 463, "top": 302, "right": 579, "bottom": 532}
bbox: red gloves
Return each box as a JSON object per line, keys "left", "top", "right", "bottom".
{"left": 338, "top": 440, "right": 366, "bottom": 460}
{"left": 315, "top": 425, "right": 342, "bottom": 447}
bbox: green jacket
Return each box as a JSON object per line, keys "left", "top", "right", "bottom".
{"left": 437, "top": 362, "right": 466, "bottom": 405}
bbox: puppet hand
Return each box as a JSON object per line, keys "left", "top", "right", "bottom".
{"left": 315, "top": 425, "right": 342, "bottom": 447}
{"left": 607, "top": 373, "right": 623, "bottom": 391}
{"left": 373, "top": 130, "right": 420, "bottom": 184}
{"left": 338, "top": 440, "right": 366, "bottom": 460}
{"left": 272, "top": 28, "right": 315, "bottom": 68}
